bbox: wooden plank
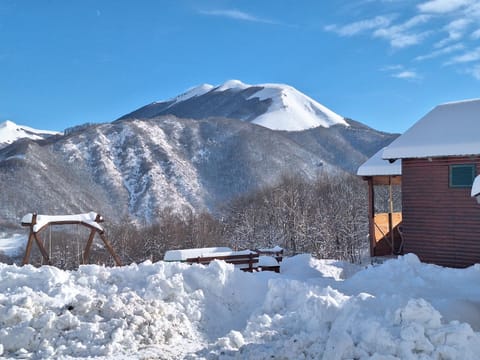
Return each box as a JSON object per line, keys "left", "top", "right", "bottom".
{"left": 22, "top": 231, "right": 35, "bottom": 265}
{"left": 99, "top": 233, "right": 122, "bottom": 266}
{"left": 33, "top": 232, "right": 51, "bottom": 265}
{"left": 82, "top": 229, "right": 97, "bottom": 265}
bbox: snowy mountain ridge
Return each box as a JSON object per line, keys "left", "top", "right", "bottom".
{"left": 0, "top": 120, "right": 60, "bottom": 149}
{"left": 0, "top": 114, "right": 396, "bottom": 224}
{"left": 121, "top": 80, "right": 348, "bottom": 131}
{"left": 0, "top": 81, "right": 397, "bottom": 224}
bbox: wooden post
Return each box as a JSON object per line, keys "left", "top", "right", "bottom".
{"left": 22, "top": 231, "right": 35, "bottom": 265}
{"left": 22, "top": 213, "right": 37, "bottom": 265}
{"left": 388, "top": 176, "right": 394, "bottom": 254}
{"left": 33, "top": 232, "right": 51, "bottom": 265}
{"left": 367, "top": 178, "right": 376, "bottom": 257}
{"left": 99, "top": 232, "right": 122, "bottom": 266}
{"left": 82, "top": 229, "right": 97, "bottom": 265}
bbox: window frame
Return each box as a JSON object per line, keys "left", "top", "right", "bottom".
{"left": 449, "top": 164, "right": 476, "bottom": 188}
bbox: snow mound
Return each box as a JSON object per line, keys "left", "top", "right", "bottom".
{"left": 1, "top": 254, "right": 480, "bottom": 359}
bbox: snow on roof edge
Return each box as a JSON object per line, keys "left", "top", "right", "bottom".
{"left": 357, "top": 147, "right": 402, "bottom": 177}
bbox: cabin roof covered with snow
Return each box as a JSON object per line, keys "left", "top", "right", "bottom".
{"left": 383, "top": 98, "right": 480, "bottom": 160}
{"left": 357, "top": 148, "right": 402, "bottom": 177}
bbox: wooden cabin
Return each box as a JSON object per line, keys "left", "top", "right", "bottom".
{"left": 362, "top": 98, "right": 480, "bottom": 267}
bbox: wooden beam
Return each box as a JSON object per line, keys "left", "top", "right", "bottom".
{"left": 367, "top": 178, "right": 376, "bottom": 257}
{"left": 22, "top": 231, "right": 35, "bottom": 265}
{"left": 82, "top": 229, "right": 97, "bottom": 265}
{"left": 33, "top": 232, "right": 51, "bottom": 265}
{"left": 99, "top": 232, "right": 122, "bottom": 266}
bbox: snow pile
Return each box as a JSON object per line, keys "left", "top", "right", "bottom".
{"left": 0, "top": 120, "right": 60, "bottom": 148}
{"left": 1, "top": 254, "right": 480, "bottom": 359}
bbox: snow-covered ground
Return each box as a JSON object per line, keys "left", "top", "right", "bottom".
{"left": 1, "top": 254, "right": 480, "bottom": 359}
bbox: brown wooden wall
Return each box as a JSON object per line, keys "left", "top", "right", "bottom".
{"left": 402, "top": 156, "right": 480, "bottom": 267}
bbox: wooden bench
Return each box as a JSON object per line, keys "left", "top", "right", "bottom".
{"left": 186, "top": 250, "right": 259, "bottom": 272}
{"left": 255, "top": 247, "right": 284, "bottom": 263}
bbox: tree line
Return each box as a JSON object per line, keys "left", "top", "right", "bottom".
{"left": 15, "top": 173, "right": 373, "bottom": 268}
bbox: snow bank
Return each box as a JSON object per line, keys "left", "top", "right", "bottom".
{"left": 1, "top": 254, "right": 480, "bottom": 359}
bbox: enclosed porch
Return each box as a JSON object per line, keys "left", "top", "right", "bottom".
{"left": 357, "top": 148, "right": 403, "bottom": 258}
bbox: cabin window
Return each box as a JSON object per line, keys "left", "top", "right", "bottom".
{"left": 449, "top": 164, "right": 476, "bottom": 188}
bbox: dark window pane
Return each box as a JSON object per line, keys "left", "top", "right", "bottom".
{"left": 450, "top": 164, "right": 476, "bottom": 188}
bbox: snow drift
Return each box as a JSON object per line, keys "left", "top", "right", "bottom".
{"left": 1, "top": 254, "right": 480, "bottom": 359}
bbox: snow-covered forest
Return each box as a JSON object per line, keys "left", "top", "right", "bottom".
{"left": 6, "top": 174, "right": 373, "bottom": 270}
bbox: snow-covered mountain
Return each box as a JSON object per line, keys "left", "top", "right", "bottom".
{"left": 0, "top": 81, "right": 397, "bottom": 225}
{"left": 120, "top": 80, "right": 348, "bottom": 131}
{"left": 0, "top": 120, "right": 60, "bottom": 149}
{"left": 0, "top": 116, "right": 395, "bottom": 225}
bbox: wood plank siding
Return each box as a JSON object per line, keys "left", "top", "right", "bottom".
{"left": 402, "top": 156, "right": 480, "bottom": 267}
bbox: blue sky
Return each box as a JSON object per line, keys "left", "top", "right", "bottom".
{"left": 1, "top": 0, "right": 479, "bottom": 134}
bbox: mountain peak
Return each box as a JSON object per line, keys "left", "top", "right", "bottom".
{"left": 214, "top": 80, "right": 249, "bottom": 92}
{"left": 0, "top": 120, "right": 61, "bottom": 148}
{"left": 121, "top": 80, "right": 348, "bottom": 132}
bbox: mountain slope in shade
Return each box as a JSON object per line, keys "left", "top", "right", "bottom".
{"left": 119, "top": 80, "right": 348, "bottom": 131}
{"left": 0, "top": 120, "right": 60, "bottom": 149}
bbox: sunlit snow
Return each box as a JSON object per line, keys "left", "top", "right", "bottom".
{"left": 0, "top": 120, "right": 60, "bottom": 147}
{"left": 0, "top": 253, "right": 479, "bottom": 359}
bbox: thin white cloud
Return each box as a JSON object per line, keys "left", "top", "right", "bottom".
{"left": 446, "top": 47, "right": 480, "bottom": 64}
{"left": 392, "top": 70, "right": 420, "bottom": 79}
{"left": 373, "top": 15, "right": 432, "bottom": 48}
{"left": 418, "top": 0, "right": 473, "bottom": 13}
{"left": 324, "top": 15, "right": 394, "bottom": 36}
{"left": 472, "top": 29, "right": 480, "bottom": 39}
{"left": 381, "top": 64, "right": 421, "bottom": 81}
{"left": 415, "top": 43, "right": 465, "bottom": 61}
{"left": 435, "top": 18, "right": 472, "bottom": 48}
{"left": 199, "top": 9, "right": 277, "bottom": 25}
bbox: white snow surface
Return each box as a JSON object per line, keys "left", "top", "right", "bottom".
{"left": 472, "top": 175, "right": 480, "bottom": 198}
{"left": 164, "top": 247, "right": 233, "bottom": 261}
{"left": 357, "top": 147, "right": 402, "bottom": 176}
{"left": 247, "top": 82, "right": 348, "bottom": 131}
{"left": 1, "top": 253, "right": 480, "bottom": 359}
{"left": 167, "top": 84, "right": 215, "bottom": 105}
{"left": 383, "top": 98, "right": 480, "bottom": 159}
{"left": 0, "top": 120, "right": 60, "bottom": 147}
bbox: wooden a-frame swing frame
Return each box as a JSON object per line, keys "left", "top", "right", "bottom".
{"left": 21, "top": 212, "right": 122, "bottom": 266}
